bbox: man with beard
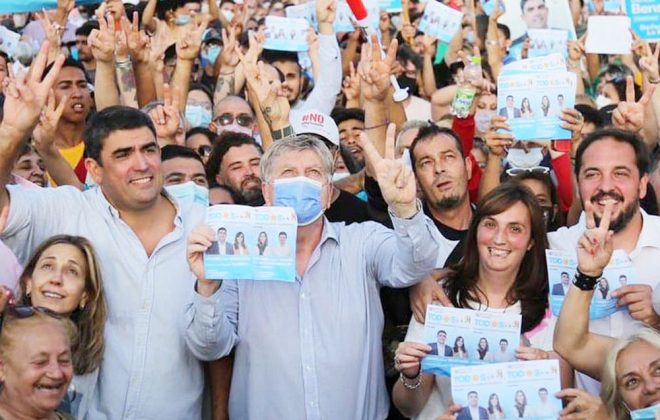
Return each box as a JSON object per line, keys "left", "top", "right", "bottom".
{"left": 206, "top": 132, "right": 265, "bottom": 206}
{"left": 546, "top": 128, "right": 660, "bottom": 394}
{"left": 44, "top": 58, "right": 94, "bottom": 185}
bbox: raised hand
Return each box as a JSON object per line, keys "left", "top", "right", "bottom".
{"left": 359, "top": 124, "right": 418, "bottom": 218}
{"left": 567, "top": 34, "right": 586, "bottom": 70}
{"left": 342, "top": 61, "right": 361, "bottom": 104}
{"left": 32, "top": 90, "right": 68, "bottom": 156}
{"left": 394, "top": 342, "right": 431, "bottom": 379}
{"left": 219, "top": 27, "right": 240, "bottom": 68}
{"left": 484, "top": 115, "right": 514, "bottom": 157}
{"left": 358, "top": 35, "right": 397, "bottom": 102}
{"left": 38, "top": 11, "right": 64, "bottom": 62}
{"left": 148, "top": 84, "right": 181, "bottom": 145}
{"left": 2, "top": 42, "right": 64, "bottom": 136}
{"left": 611, "top": 75, "right": 656, "bottom": 132}
{"left": 240, "top": 53, "right": 290, "bottom": 129}
{"left": 176, "top": 15, "right": 209, "bottom": 62}
{"left": 577, "top": 200, "right": 614, "bottom": 277}
{"left": 557, "top": 388, "right": 609, "bottom": 420}
{"left": 316, "top": 0, "right": 337, "bottom": 29}
{"left": 123, "top": 12, "right": 150, "bottom": 64}
{"left": 422, "top": 34, "right": 438, "bottom": 58}
{"left": 559, "top": 108, "right": 585, "bottom": 143}
{"left": 88, "top": 7, "right": 116, "bottom": 63}
{"left": 634, "top": 34, "right": 660, "bottom": 83}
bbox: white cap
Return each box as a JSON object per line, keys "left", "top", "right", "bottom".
{"left": 291, "top": 110, "right": 339, "bottom": 147}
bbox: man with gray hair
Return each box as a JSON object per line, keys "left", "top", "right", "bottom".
{"left": 185, "top": 132, "right": 441, "bottom": 419}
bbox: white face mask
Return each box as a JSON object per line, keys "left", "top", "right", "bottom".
{"left": 595, "top": 95, "right": 612, "bottom": 109}
{"left": 217, "top": 123, "right": 253, "bottom": 136}
{"left": 331, "top": 172, "right": 350, "bottom": 182}
{"left": 221, "top": 10, "right": 235, "bottom": 22}
{"left": 507, "top": 147, "right": 544, "bottom": 169}
{"left": 475, "top": 110, "right": 496, "bottom": 133}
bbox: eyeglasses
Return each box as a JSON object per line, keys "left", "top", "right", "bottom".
{"left": 214, "top": 113, "right": 254, "bottom": 127}
{"left": 506, "top": 166, "right": 550, "bottom": 176}
{"left": 196, "top": 145, "right": 212, "bottom": 158}
{"left": 0, "top": 305, "right": 63, "bottom": 333}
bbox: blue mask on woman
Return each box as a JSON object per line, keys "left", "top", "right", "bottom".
{"left": 202, "top": 46, "right": 221, "bottom": 67}
{"left": 273, "top": 177, "right": 324, "bottom": 226}
{"left": 175, "top": 15, "right": 191, "bottom": 26}
{"left": 185, "top": 105, "right": 212, "bottom": 128}
{"left": 630, "top": 403, "right": 660, "bottom": 420}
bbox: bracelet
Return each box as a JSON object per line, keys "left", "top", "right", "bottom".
{"left": 649, "top": 78, "right": 660, "bottom": 85}
{"left": 115, "top": 58, "right": 132, "bottom": 67}
{"left": 399, "top": 371, "right": 422, "bottom": 390}
{"left": 364, "top": 121, "right": 390, "bottom": 130}
{"left": 485, "top": 40, "right": 498, "bottom": 46}
{"left": 271, "top": 125, "right": 295, "bottom": 141}
{"left": 220, "top": 70, "right": 236, "bottom": 76}
{"left": 572, "top": 268, "right": 601, "bottom": 291}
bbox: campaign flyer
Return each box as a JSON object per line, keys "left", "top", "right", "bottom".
{"left": 497, "top": 71, "right": 576, "bottom": 140}
{"left": 546, "top": 249, "right": 636, "bottom": 319}
{"left": 421, "top": 305, "right": 522, "bottom": 376}
{"left": 263, "top": 16, "right": 310, "bottom": 52}
{"left": 204, "top": 205, "right": 297, "bottom": 282}
{"left": 527, "top": 29, "right": 568, "bottom": 59}
{"left": 451, "top": 359, "right": 562, "bottom": 420}
{"left": 418, "top": 0, "right": 463, "bottom": 43}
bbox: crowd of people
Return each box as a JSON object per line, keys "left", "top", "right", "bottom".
{"left": 0, "top": 0, "right": 658, "bottom": 419}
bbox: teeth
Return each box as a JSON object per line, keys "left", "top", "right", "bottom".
{"left": 488, "top": 248, "right": 510, "bottom": 257}
{"left": 73, "top": 104, "right": 83, "bottom": 110}
{"left": 131, "top": 177, "right": 151, "bottom": 184}
{"left": 43, "top": 291, "right": 63, "bottom": 299}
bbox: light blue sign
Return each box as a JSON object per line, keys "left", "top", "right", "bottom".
{"left": 482, "top": 0, "right": 505, "bottom": 16}
{"left": 379, "top": 0, "right": 403, "bottom": 12}
{"left": 0, "top": 0, "right": 101, "bottom": 13}
{"left": 625, "top": 0, "right": 660, "bottom": 41}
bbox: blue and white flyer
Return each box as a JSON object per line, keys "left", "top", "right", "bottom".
{"left": 263, "top": 16, "right": 310, "bottom": 52}
{"left": 527, "top": 29, "right": 568, "bottom": 58}
{"left": 418, "top": 0, "right": 463, "bottom": 43}
{"left": 546, "top": 249, "right": 636, "bottom": 319}
{"left": 204, "top": 205, "right": 297, "bottom": 282}
{"left": 286, "top": 1, "right": 355, "bottom": 33}
{"left": 497, "top": 71, "right": 576, "bottom": 140}
{"left": 451, "top": 360, "right": 562, "bottom": 420}
{"left": 500, "top": 53, "right": 566, "bottom": 75}
{"left": 421, "top": 305, "right": 522, "bottom": 376}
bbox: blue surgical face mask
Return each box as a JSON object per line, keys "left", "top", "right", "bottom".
{"left": 70, "top": 46, "right": 80, "bottom": 61}
{"left": 273, "top": 177, "right": 325, "bottom": 226}
{"left": 185, "top": 105, "right": 212, "bottom": 128}
{"left": 175, "top": 14, "right": 191, "bottom": 26}
{"left": 507, "top": 147, "right": 544, "bottom": 169}
{"left": 165, "top": 181, "right": 209, "bottom": 207}
{"left": 630, "top": 403, "right": 660, "bottom": 420}
{"left": 201, "top": 45, "right": 221, "bottom": 67}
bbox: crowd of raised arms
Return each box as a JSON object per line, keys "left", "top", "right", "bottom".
{"left": 0, "top": 0, "right": 658, "bottom": 419}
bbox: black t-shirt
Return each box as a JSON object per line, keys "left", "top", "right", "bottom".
{"left": 325, "top": 189, "right": 370, "bottom": 225}
{"left": 423, "top": 202, "right": 470, "bottom": 268}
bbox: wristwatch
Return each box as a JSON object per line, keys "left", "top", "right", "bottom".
{"left": 572, "top": 269, "right": 601, "bottom": 291}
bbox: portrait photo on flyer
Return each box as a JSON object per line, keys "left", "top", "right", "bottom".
{"left": 451, "top": 360, "right": 562, "bottom": 420}
{"left": 421, "top": 305, "right": 522, "bottom": 376}
{"left": 546, "top": 249, "right": 636, "bottom": 319}
{"left": 204, "top": 205, "right": 297, "bottom": 282}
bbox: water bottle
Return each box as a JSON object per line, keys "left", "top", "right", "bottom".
{"left": 450, "top": 57, "right": 483, "bottom": 118}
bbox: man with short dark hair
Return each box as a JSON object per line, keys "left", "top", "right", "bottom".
{"left": 0, "top": 53, "right": 209, "bottom": 419}
{"left": 74, "top": 20, "right": 99, "bottom": 82}
{"left": 499, "top": 95, "right": 521, "bottom": 118}
{"left": 428, "top": 330, "right": 453, "bottom": 356}
{"left": 162, "top": 144, "right": 209, "bottom": 187}
{"left": 552, "top": 272, "right": 571, "bottom": 296}
{"left": 331, "top": 107, "right": 366, "bottom": 167}
{"left": 492, "top": 338, "right": 515, "bottom": 362}
{"left": 271, "top": 231, "right": 292, "bottom": 257}
{"left": 521, "top": 0, "right": 549, "bottom": 30}
{"left": 457, "top": 391, "right": 488, "bottom": 420}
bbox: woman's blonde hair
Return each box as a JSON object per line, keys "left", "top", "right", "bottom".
{"left": 601, "top": 328, "right": 660, "bottom": 420}
{"left": 0, "top": 311, "right": 77, "bottom": 361}
{"left": 18, "top": 235, "right": 107, "bottom": 375}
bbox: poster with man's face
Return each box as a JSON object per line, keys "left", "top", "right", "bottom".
{"left": 497, "top": 0, "right": 576, "bottom": 43}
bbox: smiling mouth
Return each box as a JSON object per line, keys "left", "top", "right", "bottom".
{"left": 130, "top": 176, "right": 153, "bottom": 186}
{"left": 488, "top": 247, "right": 511, "bottom": 258}
{"left": 42, "top": 291, "right": 65, "bottom": 299}
{"left": 34, "top": 382, "right": 66, "bottom": 394}
{"left": 72, "top": 103, "right": 85, "bottom": 112}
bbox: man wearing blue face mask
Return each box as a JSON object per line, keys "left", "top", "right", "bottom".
{"left": 185, "top": 132, "right": 442, "bottom": 419}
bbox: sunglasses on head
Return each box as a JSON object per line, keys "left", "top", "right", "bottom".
{"left": 0, "top": 305, "right": 63, "bottom": 333}
{"left": 505, "top": 166, "right": 550, "bottom": 176}
{"left": 214, "top": 113, "right": 254, "bottom": 127}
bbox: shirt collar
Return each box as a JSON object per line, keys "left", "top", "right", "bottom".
{"left": 630, "top": 209, "right": 660, "bottom": 258}
{"left": 319, "top": 217, "right": 339, "bottom": 245}
{"left": 94, "top": 186, "right": 183, "bottom": 228}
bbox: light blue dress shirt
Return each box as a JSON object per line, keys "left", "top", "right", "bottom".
{"left": 185, "top": 210, "right": 440, "bottom": 419}
{"left": 2, "top": 185, "right": 206, "bottom": 420}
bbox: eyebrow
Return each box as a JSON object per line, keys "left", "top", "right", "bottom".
{"left": 619, "top": 358, "right": 660, "bottom": 380}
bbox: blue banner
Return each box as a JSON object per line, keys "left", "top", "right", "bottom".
{"left": 625, "top": 0, "right": 660, "bottom": 41}
{"left": 0, "top": 0, "right": 101, "bottom": 13}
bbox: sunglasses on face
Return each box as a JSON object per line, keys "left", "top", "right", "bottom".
{"left": 505, "top": 166, "right": 550, "bottom": 176}
{"left": 214, "top": 113, "right": 254, "bottom": 127}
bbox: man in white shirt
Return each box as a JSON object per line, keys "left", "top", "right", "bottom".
{"left": 530, "top": 387, "right": 557, "bottom": 417}
{"left": 549, "top": 128, "right": 660, "bottom": 393}
{"left": 492, "top": 338, "right": 515, "bottom": 362}
{"left": 271, "top": 231, "right": 292, "bottom": 257}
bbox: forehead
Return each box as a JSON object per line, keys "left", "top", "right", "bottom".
{"left": 272, "top": 59, "right": 299, "bottom": 74}
{"left": 221, "top": 144, "right": 261, "bottom": 165}
{"left": 415, "top": 134, "right": 461, "bottom": 156}
{"left": 580, "top": 138, "right": 638, "bottom": 172}
{"left": 483, "top": 201, "right": 531, "bottom": 225}
{"left": 7, "top": 324, "right": 70, "bottom": 359}
{"left": 102, "top": 127, "right": 157, "bottom": 154}
{"left": 215, "top": 99, "right": 253, "bottom": 116}
{"left": 524, "top": 0, "right": 545, "bottom": 10}
{"left": 188, "top": 89, "right": 212, "bottom": 105}
{"left": 520, "top": 179, "right": 550, "bottom": 198}
{"left": 271, "top": 149, "right": 323, "bottom": 171}
{"left": 56, "top": 66, "right": 87, "bottom": 83}
{"left": 338, "top": 119, "right": 364, "bottom": 130}
{"left": 616, "top": 341, "right": 660, "bottom": 377}
{"left": 162, "top": 157, "right": 205, "bottom": 175}
{"left": 39, "top": 243, "right": 84, "bottom": 262}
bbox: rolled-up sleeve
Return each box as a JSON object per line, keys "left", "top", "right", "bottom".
{"left": 295, "top": 34, "right": 342, "bottom": 115}
{"left": 184, "top": 280, "right": 240, "bottom": 361}
{"left": 367, "top": 207, "right": 440, "bottom": 288}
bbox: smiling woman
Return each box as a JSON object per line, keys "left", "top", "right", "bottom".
{"left": 0, "top": 311, "right": 77, "bottom": 420}
{"left": 0, "top": 235, "right": 106, "bottom": 419}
